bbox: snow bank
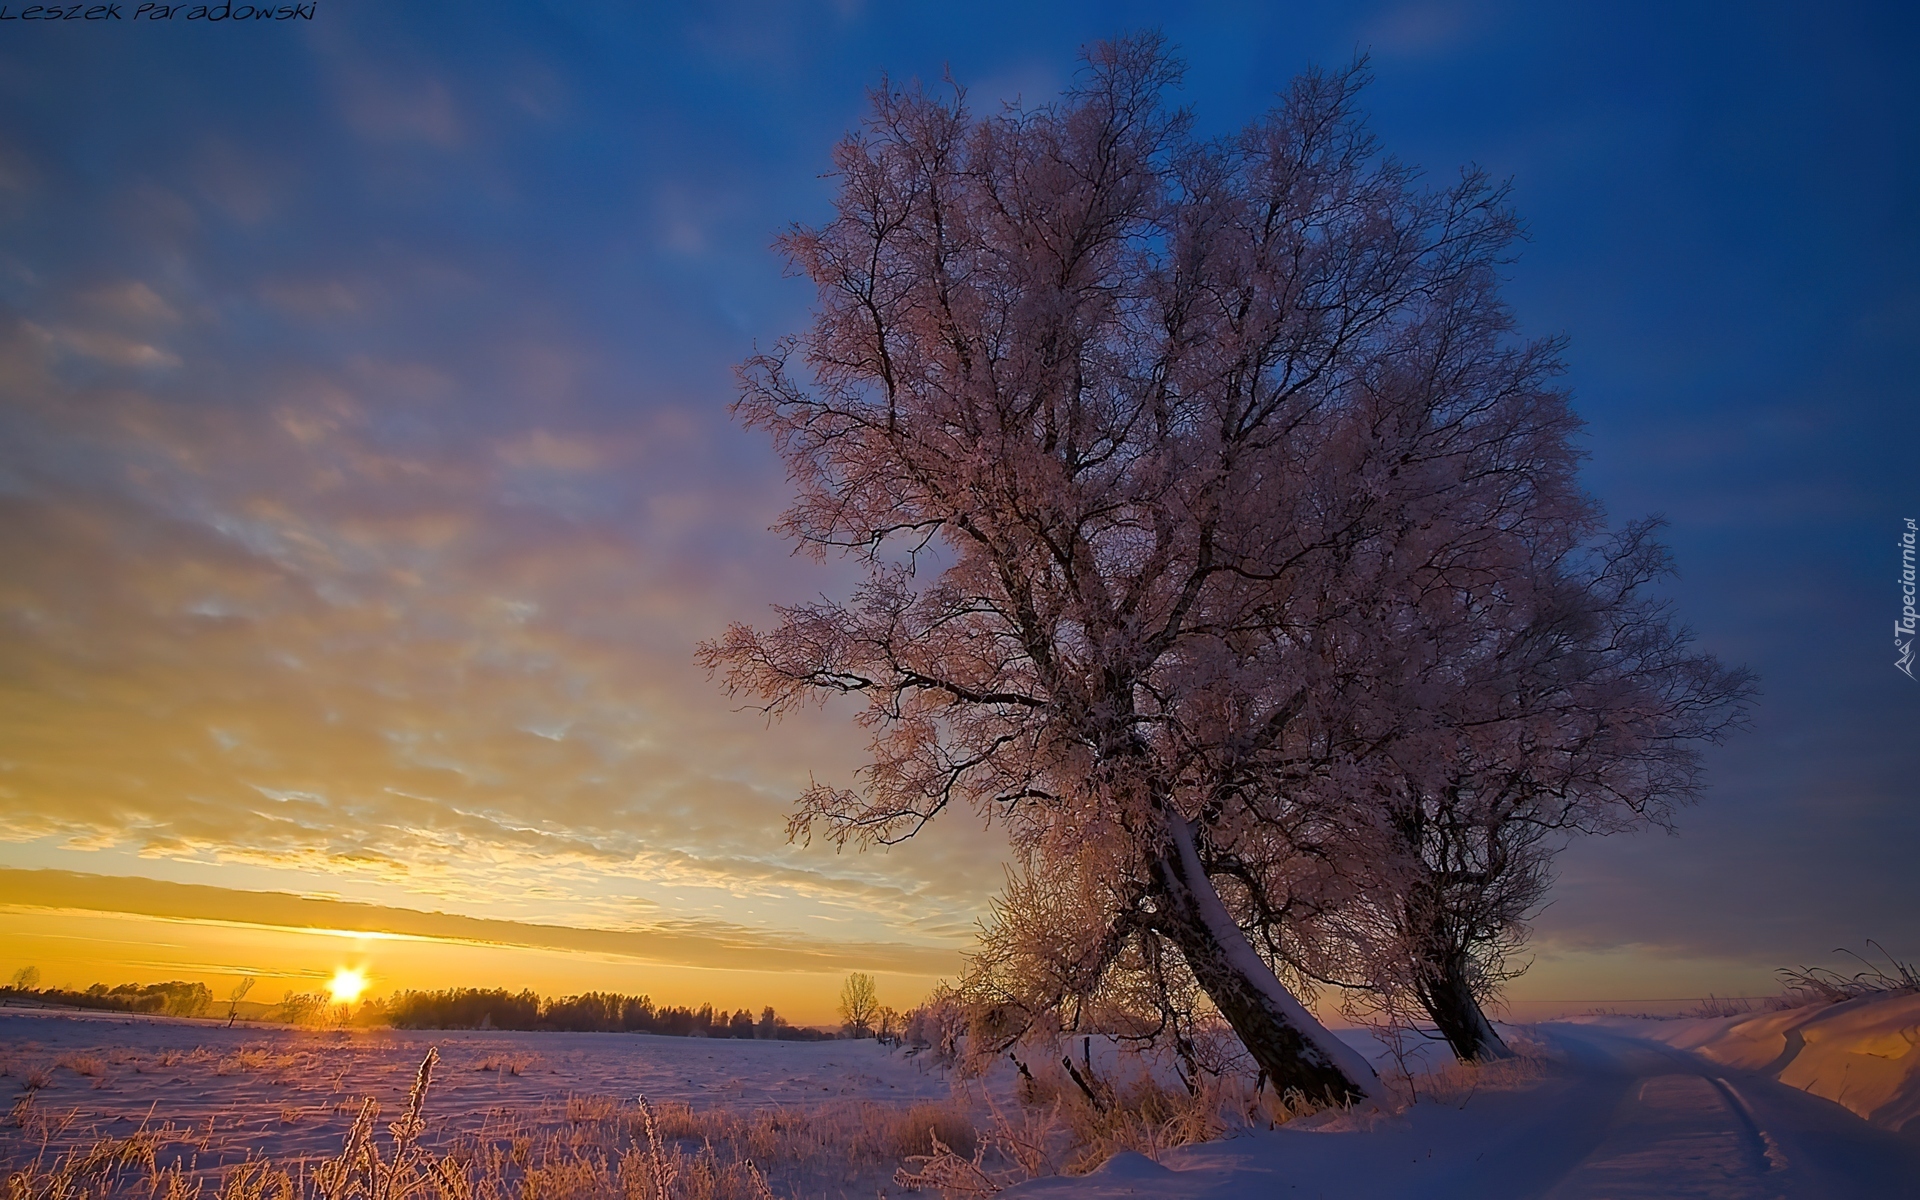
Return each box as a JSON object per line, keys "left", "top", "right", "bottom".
{"left": 1589, "top": 991, "right": 1920, "bottom": 1137}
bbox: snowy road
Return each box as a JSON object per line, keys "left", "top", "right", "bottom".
{"left": 1004, "top": 1021, "right": 1920, "bottom": 1199}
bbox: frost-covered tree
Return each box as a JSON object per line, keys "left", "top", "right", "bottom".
{"left": 703, "top": 36, "right": 1624, "bottom": 1105}
{"left": 1273, "top": 520, "right": 1754, "bottom": 1062}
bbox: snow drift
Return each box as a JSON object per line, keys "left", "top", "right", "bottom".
{"left": 1591, "top": 991, "right": 1920, "bottom": 1137}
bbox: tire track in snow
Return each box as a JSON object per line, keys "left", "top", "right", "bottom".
{"left": 1709, "top": 1075, "right": 1791, "bottom": 1174}
{"left": 1583, "top": 1022, "right": 1793, "bottom": 1182}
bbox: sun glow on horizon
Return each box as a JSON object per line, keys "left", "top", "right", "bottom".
{"left": 327, "top": 966, "right": 368, "bottom": 1005}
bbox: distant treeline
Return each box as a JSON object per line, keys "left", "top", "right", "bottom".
{"left": 380, "top": 988, "right": 835, "bottom": 1039}
{"left": 0, "top": 981, "right": 212, "bottom": 1018}
{"left": 0, "top": 979, "right": 837, "bottom": 1040}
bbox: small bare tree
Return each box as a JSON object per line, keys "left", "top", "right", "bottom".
{"left": 705, "top": 36, "right": 1631, "bottom": 1104}
{"left": 227, "top": 976, "right": 257, "bottom": 1027}
{"left": 839, "top": 972, "right": 880, "bottom": 1037}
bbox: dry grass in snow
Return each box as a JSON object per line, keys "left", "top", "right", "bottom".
{"left": 2, "top": 1010, "right": 1584, "bottom": 1199}
{"left": 0, "top": 1008, "right": 1367, "bottom": 1200}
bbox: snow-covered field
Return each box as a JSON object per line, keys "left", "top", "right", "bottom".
{"left": 5, "top": 996, "right": 1918, "bottom": 1198}
{"left": 0, "top": 1008, "right": 963, "bottom": 1197}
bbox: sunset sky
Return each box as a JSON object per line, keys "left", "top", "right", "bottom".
{"left": 1, "top": 1, "right": 1913, "bottom": 1025}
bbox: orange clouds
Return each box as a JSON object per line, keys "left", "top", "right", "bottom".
{"left": 0, "top": 870, "right": 967, "bottom": 977}
{"left": 0, "top": 899, "right": 950, "bottom": 1024}
{"left": 0, "top": 270, "right": 1004, "bottom": 967}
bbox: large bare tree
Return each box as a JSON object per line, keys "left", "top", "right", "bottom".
{"left": 701, "top": 37, "right": 1656, "bottom": 1104}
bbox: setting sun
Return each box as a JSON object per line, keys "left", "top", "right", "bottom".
{"left": 326, "top": 967, "right": 368, "bottom": 1006}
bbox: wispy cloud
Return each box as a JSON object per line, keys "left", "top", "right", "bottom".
{"left": 0, "top": 870, "right": 964, "bottom": 976}
{"left": 23, "top": 322, "right": 180, "bottom": 369}
{"left": 0, "top": 216, "right": 1001, "bottom": 956}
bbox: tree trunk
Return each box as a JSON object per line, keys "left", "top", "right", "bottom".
{"left": 1150, "top": 817, "right": 1379, "bottom": 1107}
{"left": 1416, "top": 956, "right": 1513, "bottom": 1062}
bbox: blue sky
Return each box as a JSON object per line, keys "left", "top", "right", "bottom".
{"left": 0, "top": 0, "right": 1914, "bottom": 1006}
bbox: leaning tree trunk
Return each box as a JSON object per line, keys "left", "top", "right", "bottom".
{"left": 1415, "top": 952, "right": 1514, "bottom": 1062}
{"left": 1150, "top": 816, "right": 1379, "bottom": 1107}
